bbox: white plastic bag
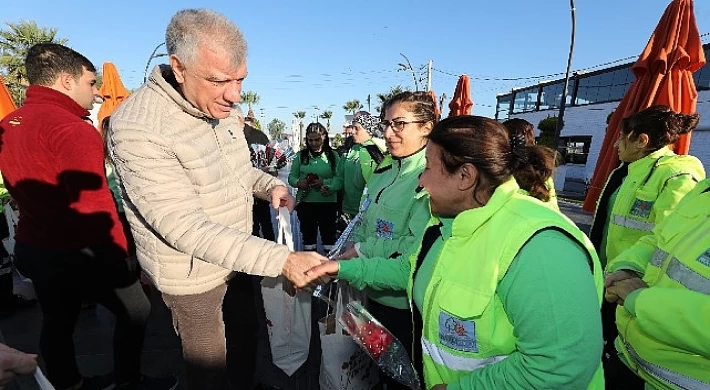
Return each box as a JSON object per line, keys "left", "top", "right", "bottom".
{"left": 261, "top": 207, "right": 312, "bottom": 376}
{"left": 319, "top": 282, "right": 379, "bottom": 390}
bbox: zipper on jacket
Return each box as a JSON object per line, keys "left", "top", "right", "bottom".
{"left": 375, "top": 159, "right": 402, "bottom": 203}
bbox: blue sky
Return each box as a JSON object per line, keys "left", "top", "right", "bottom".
{"left": 5, "top": 0, "right": 710, "bottom": 131}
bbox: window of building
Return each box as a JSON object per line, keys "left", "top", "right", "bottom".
{"left": 496, "top": 94, "right": 512, "bottom": 120}
{"left": 557, "top": 136, "right": 592, "bottom": 164}
{"left": 539, "top": 80, "right": 576, "bottom": 111}
{"left": 512, "top": 86, "right": 539, "bottom": 114}
{"left": 694, "top": 46, "right": 710, "bottom": 91}
{"left": 575, "top": 65, "right": 633, "bottom": 105}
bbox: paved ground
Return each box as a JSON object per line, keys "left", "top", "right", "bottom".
{"left": 0, "top": 195, "right": 593, "bottom": 390}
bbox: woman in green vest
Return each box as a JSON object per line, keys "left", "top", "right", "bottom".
{"left": 502, "top": 118, "right": 559, "bottom": 211}
{"left": 307, "top": 115, "right": 605, "bottom": 389}
{"left": 588, "top": 105, "right": 705, "bottom": 386}
{"left": 288, "top": 122, "right": 342, "bottom": 252}
{"left": 336, "top": 91, "right": 436, "bottom": 390}
{"left": 605, "top": 178, "right": 710, "bottom": 389}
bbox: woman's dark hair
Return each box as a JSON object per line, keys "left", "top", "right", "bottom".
{"left": 99, "top": 116, "right": 111, "bottom": 161}
{"left": 502, "top": 118, "right": 536, "bottom": 146}
{"left": 621, "top": 105, "right": 699, "bottom": 151}
{"left": 300, "top": 122, "right": 337, "bottom": 173}
{"left": 380, "top": 91, "right": 437, "bottom": 125}
{"left": 428, "top": 115, "right": 555, "bottom": 203}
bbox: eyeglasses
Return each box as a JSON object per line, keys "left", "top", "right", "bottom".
{"left": 378, "top": 119, "right": 427, "bottom": 132}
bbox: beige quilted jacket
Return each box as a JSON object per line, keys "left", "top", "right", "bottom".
{"left": 107, "top": 65, "right": 290, "bottom": 295}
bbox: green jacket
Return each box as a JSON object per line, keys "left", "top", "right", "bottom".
{"left": 590, "top": 147, "right": 704, "bottom": 271}
{"left": 351, "top": 146, "right": 431, "bottom": 309}
{"left": 288, "top": 149, "right": 342, "bottom": 203}
{"left": 610, "top": 179, "right": 710, "bottom": 389}
{"left": 340, "top": 138, "right": 387, "bottom": 215}
{"left": 340, "top": 179, "right": 605, "bottom": 389}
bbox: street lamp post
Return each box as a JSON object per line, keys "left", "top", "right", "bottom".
{"left": 143, "top": 42, "right": 168, "bottom": 84}
{"left": 552, "top": 0, "right": 577, "bottom": 155}
{"left": 398, "top": 53, "right": 419, "bottom": 91}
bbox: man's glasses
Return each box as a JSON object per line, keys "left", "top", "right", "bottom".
{"left": 378, "top": 119, "right": 426, "bottom": 132}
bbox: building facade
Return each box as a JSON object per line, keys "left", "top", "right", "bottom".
{"left": 495, "top": 43, "right": 710, "bottom": 195}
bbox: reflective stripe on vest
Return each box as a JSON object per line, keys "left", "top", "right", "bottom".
{"left": 612, "top": 215, "right": 655, "bottom": 232}
{"left": 625, "top": 341, "right": 710, "bottom": 390}
{"left": 421, "top": 338, "right": 508, "bottom": 371}
{"left": 649, "top": 248, "right": 710, "bottom": 295}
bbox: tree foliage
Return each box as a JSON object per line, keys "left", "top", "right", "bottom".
{"left": 375, "top": 85, "right": 407, "bottom": 113}
{"left": 343, "top": 99, "right": 363, "bottom": 114}
{"left": 0, "top": 20, "right": 68, "bottom": 105}
{"left": 268, "top": 118, "right": 286, "bottom": 140}
{"left": 319, "top": 109, "right": 333, "bottom": 131}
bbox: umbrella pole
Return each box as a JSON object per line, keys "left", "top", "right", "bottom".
{"left": 553, "top": 0, "right": 577, "bottom": 155}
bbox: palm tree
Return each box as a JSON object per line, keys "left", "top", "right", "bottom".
{"left": 267, "top": 118, "right": 286, "bottom": 140}
{"left": 293, "top": 111, "right": 306, "bottom": 148}
{"left": 375, "top": 85, "right": 407, "bottom": 113}
{"left": 240, "top": 90, "right": 260, "bottom": 109}
{"left": 0, "top": 21, "right": 68, "bottom": 104}
{"left": 319, "top": 110, "right": 333, "bottom": 131}
{"left": 343, "top": 99, "right": 363, "bottom": 115}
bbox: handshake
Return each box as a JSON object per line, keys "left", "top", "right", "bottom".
{"left": 280, "top": 251, "right": 341, "bottom": 289}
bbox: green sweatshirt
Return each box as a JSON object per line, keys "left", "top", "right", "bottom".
{"left": 288, "top": 149, "right": 343, "bottom": 203}
{"left": 351, "top": 146, "right": 431, "bottom": 309}
{"left": 339, "top": 138, "right": 386, "bottom": 215}
{"left": 340, "top": 231, "right": 602, "bottom": 390}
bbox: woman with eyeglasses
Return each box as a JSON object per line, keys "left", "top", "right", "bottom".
{"left": 587, "top": 105, "right": 705, "bottom": 386}
{"left": 334, "top": 91, "right": 436, "bottom": 390}
{"left": 306, "top": 116, "right": 605, "bottom": 390}
{"left": 288, "top": 122, "right": 342, "bottom": 252}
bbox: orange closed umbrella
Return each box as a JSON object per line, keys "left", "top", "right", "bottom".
{"left": 583, "top": 0, "right": 705, "bottom": 212}
{"left": 448, "top": 74, "right": 473, "bottom": 117}
{"left": 428, "top": 90, "right": 441, "bottom": 120}
{"left": 0, "top": 75, "right": 17, "bottom": 121}
{"left": 97, "top": 62, "right": 130, "bottom": 128}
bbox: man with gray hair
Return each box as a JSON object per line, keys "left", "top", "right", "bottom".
{"left": 108, "top": 9, "right": 326, "bottom": 389}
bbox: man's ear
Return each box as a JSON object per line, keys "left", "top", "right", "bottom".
{"left": 170, "top": 55, "right": 186, "bottom": 84}
{"left": 58, "top": 72, "right": 74, "bottom": 91}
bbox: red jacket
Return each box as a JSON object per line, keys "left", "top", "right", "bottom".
{"left": 0, "top": 85, "right": 127, "bottom": 252}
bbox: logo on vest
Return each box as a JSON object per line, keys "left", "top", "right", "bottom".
{"left": 698, "top": 249, "right": 710, "bottom": 268}
{"left": 439, "top": 313, "right": 477, "bottom": 353}
{"left": 375, "top": 218, "right": 394, "bottom": 240}
{"left": 629, "top": 199, "right": 653, "bottom": 219}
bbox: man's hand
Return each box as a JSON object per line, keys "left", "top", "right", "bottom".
{"left": 605, "top": 269, "right": 641, "bottom": 288}
{"left": 304, "top": 260, "right": 340, "bottom": 285}
{"left": 296, "top": 180, "right": 308, "bottom": 189}
{"left": 282, "top": 251, "right": 328, "bottom": 288}
{"left": 605, "top": 277, "right": 648, "bottom": 304}
{"left": 271, "top": 185, "right": 295, "bottom": 212}
{"left": 320, "top": 185, "right": 330, "bottom": 195}
{"left": 0, "top": 343, "right": 37, "bottom": 389}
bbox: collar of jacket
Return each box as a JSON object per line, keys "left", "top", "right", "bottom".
{"left": 449, "top": 178, "right": 520, "bottom": 238}
{"left": 148, "top": 64, "right": 212, "bottom": 120}
{"left": 627, "top": 146, "right": 674, "bottom": 175}
{"left": 390, "top": 144, "right": 426, "bottom": 172}
{"left": 23, "top": 85, "right": 90, "bottom": 118}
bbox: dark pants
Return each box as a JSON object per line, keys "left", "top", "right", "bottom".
{"left": 14, "top": 242, "right": 150, "bottom": 389}
{"left": 369, "top": 300, "right": 415, "bottom": 390}
{"left": 163, "top": 274, "right": 260, "bottom": 390}
{"left": 296, "top": 202, "right": 337, "bottom": 248}
{"left": 252, "top": 198, "right": 275, "bottom": 242}
{"left": 0, "top": 212, "right": 13, "bottom": 307}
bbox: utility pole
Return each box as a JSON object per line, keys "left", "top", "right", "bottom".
{"left": 143, "top": 42, "right": 167, "bottom": 83}
{"left": 552, "top": 0, "right": 577, "bottom": 155}
{"left": 426, "top": 60, "right": 433, "bottom": 92}
{"left": 398, "top": 53, "right": 419, "bottom": 91}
